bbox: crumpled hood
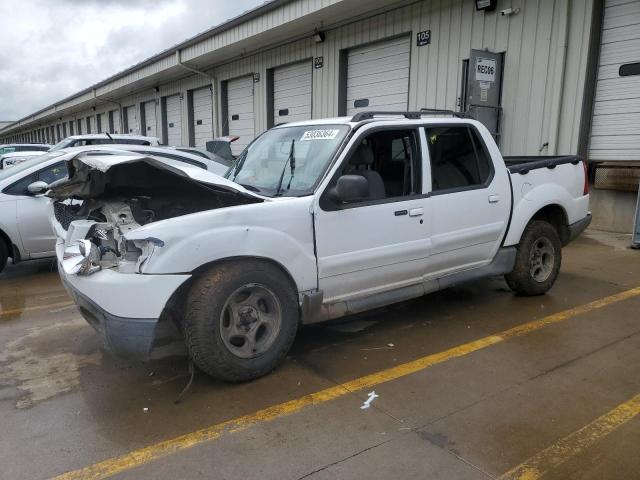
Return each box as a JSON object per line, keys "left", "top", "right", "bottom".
{"left": 48, "top": 151, "right": 263, "bottom": 201}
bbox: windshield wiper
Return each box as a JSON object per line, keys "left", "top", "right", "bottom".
{"left": 275, "top": 139, "right": 295, "bottom": 196}
{"left": 238, "top": 183, "right": 260, "bottom": 192}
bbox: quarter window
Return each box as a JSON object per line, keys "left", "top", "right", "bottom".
{"left": 425, "top": 126, "right": 492, "bottom": 192}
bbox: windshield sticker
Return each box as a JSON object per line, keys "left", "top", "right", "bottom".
{"left": 300, "top": 129, "right": 340, "bottom": 141}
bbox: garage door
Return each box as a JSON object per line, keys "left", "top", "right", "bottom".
{"left": 589, "top": 0, "right": 640, "bottom": 161}
{"left": 97, "top": 113, "right": 106, "bottom": 133}
{"left": 111, "top": 110, "right": 121, "bottom": 134}
{"left": 143, "top": 101, "right": 157, "bottom": 138}
{"left": 346, "top": 36, "right": 411, "bottom": 116}
{"left": 192, "top": 86, "right": 214, "bottom": 148}
{"left": 165, "top": 95, "right": 182, "bottom": 146}
{"left": 227, "top": 76, "right": 255, "bottom": 155}
{"left": 273, "top": 60, "right": 312, "bottom": 125}
{"left": 124, "top": 106, "right": 139, "bottom": 134}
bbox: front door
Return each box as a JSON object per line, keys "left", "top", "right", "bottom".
{"left": 314, "top": 127, "right": 431, "bottom": 304}
{"left": 15, "top": 162, "right": 68, "bottom": 257}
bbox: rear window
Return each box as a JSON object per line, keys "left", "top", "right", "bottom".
{"left": 424, "top": 126, "right": 492, "bottom": 193}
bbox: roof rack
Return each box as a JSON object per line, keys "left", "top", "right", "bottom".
{"left": 351, "top": 109, "right": 469, "bottom": 122}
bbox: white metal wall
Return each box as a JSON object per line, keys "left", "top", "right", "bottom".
{"left": 191, "top": 86, "right": 214, "bottom": 148}
{"left": 589, "top": 0, "right": 640, "bottom": 161}
{"left": 273, "top": 60, "right": 313, "bottom": 124}
{"left": 3, "top": 0, "right": 596, "bottom": 157}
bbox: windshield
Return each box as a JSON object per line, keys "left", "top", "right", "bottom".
{"left": 0, "top": 151, "right": 65, "bottom": 182}
{"left": 226, "top": 125, "right": 349, "bottom": 197}
{"left": 49, "top": 138, "right": 75, "bottom": 151}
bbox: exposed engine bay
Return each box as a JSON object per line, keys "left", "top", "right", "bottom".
{"left": 51, "top": 155, "right": 263, "bottom": 275}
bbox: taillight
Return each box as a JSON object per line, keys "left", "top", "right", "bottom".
{"left": 583, "top": 161, "right": 590, "bottom": 195}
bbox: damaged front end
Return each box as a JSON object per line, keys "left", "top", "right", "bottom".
{"left": 51, "top": 154, "right": 263, "bottom": 276}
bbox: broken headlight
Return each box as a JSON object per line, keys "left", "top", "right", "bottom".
{"left": 62, "top": 239, "right": 101, "bottom": 275}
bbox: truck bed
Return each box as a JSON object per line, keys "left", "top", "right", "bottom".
{"left": 503, "top": 155, "right": 582, "bottom": 174}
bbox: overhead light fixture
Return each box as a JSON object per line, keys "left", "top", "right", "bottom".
{"left": 475, "top": 0, "right": 497, "bottom": 11}
{"left": 153, "top": 86, "right": 160, "bottom": 93}
{"left": 313, "top": 31, "right": 325, "bottom": 43}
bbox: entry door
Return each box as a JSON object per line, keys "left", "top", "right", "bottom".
{"left": 424, "top": 125, "right": 510, "bottom": 277}
{"left": 227, "top": 76, "right": 255, "bottom": 155}
{"left": 346, "top": 36, "right": 411, "bottom": 115}
{"left": 192, "top": 86, "right": 214, "bottom": 148}
{"left": 144, "top": 101, "right": 157, "bottom": 137}
{"left": 273, "top": 60, "right": 312, "bottom": 124}
{"left": 111, "top": 110, "right": 121, "bottom": 134}
{"left": 314, "top": 128, "right": 430, "bottom": 304}
{"left": 465, "top": 50, "right": 503, "bottom": 141}
{"left": 165, "top": 95, "right": 182, "bottom": 146}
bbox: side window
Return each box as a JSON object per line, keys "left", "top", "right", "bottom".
{"left": 425, "top": 126, "right": 492, "bottom": 193}
{"left": 334, "top": 129, "right": 421, "bottom": 203}
{"left": 37, "top": 162, "right": 68, "bottom": 184}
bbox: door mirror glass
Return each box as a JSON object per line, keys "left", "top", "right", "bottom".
{"left": 27, "top": 181, "right": 49, "bottom": 195}
{"left": 330, "top": 175, "right": 369, "bottom": 204}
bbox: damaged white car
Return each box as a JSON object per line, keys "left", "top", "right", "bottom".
{"left": 50, "top": 113, "right": 591, "bottom": 381}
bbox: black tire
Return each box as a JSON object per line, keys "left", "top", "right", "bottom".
{"left": 183, "top": 259, "right": 299, "bottom": 382}
{"left": 505, "top": 220, "right": 562, "bottom": 296}
{"left": 0, "top": 239, "right": 8, "bottom": 273}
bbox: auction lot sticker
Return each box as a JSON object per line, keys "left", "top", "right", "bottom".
{"left": 301, "top": 129, "right": 340, "bottom": 141}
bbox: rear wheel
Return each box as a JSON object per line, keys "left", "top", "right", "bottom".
{"left": 183, "top": 260, "right": 299, "bottom": 382}
{"left": 505, "top": 221, "right": 562, "bottom": 296}
{"left": 0, "top": 239, "right": 8, "bottom": 273}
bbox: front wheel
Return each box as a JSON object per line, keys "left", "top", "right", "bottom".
{"left": 183, "top": 260, "right": 299, "bottom": 382}
{"left": 505, "top": 221, "right": 562, "bottom": 296}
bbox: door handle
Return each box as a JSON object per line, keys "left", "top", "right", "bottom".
{"left": 409, "top": 208, "right": 423, "bottom": 217}
{"left": 488, "top": 195, "right": 500, "bottom": 203}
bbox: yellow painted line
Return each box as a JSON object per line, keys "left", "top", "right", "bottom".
{"left": 51, "top": 286, "right": 640, "bottom": 480}
{"left": 499, "top": 393, "right": 640, "bottom": 480}
{"left": 0, "top": 300, "right": 74, "bottom": 318}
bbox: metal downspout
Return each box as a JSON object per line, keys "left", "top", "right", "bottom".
{"left": 176, "top": 50, "right": 220, "bottom": 138}
{"left": 548, "top": 0, "right": 570, "bottom": 154}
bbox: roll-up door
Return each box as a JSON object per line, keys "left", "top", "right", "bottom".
{"left": 191, "top": 86, "right": 214, "bottom": 148}
{"left": 97, "top": 113, "right": 106, "bottom": 133}
{"left": 110, "top": 110, "right": 121, "bottom": 134}
{"left": 589, "top": 0, "right": 640, "bottom": 161}
{"left": 124, "top": 106, "right": 139, "bottom": 134}
{"left": 273, "top": 60, "right": 312, "bottom": 125}
{"left": 143, "top": 101, "right": 157, "bottom": 138}
{"left": 346, "top": 36, "right": 411, "bottom": 116}
{"left": 165, "top": 95, "right": 182, "bottom": 146}
{"left": 226, "top": 76, "right": 255, "bottom": 155}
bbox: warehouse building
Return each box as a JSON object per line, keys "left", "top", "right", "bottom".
{"left": 0, "top": 0, "right": 638, "bottom": 229}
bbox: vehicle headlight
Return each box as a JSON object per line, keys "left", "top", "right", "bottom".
{"left": 62, "top": 239, "right": 101, "bottom": 275}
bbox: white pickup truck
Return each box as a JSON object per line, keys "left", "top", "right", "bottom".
{"left": 50, "top": 112, "right": 591, "bottom": 382}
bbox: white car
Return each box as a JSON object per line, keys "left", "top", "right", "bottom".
{"left": 0, "top": 143, "right": 51, "bottom": 155}
{"left": 50, "top": 113, "right": 591, "bottom": 381}
{"left": 0, "top": 146, "right": 228, "bottom": 271}
{"left": 49, "top": 134, "right": 160, "bottom": 151}
{"left": 0, "top": 151, "right": 47, "bottom": 169}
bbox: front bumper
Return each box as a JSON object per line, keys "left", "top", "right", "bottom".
{"left": 568, "top": 213, "right": 592, "bottom": 243}
{"left": 57, "top": 239, "right": 190, "bottom": 359}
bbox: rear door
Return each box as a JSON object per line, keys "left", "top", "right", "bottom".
{"left": 124, "top": 106, "right": 139, "bottom": 134}
{"left": 226, "top": 76, "right": 255, "bottom": 155}
{"left": 424, "top": 124, "right": 510, "bottom": 277}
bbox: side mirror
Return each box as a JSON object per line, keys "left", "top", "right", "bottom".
{"left": 329, "top": 175, "right": 369, "bottom": 205}
{"left": 27, "top": 181, "right": 49, "bottom": 195}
